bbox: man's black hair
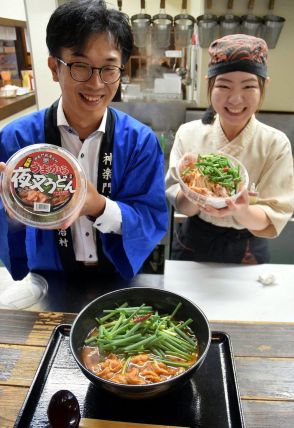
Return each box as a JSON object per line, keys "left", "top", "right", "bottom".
{"left": 46, "top": 0, "right": 133, "bottom": 64}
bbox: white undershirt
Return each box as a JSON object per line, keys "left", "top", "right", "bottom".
{"left": 57, "top": 99, "right": 122, "bottom": 262}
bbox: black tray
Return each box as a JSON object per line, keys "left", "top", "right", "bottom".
{"left": 14, "top": 325, "right": 245, "bottom": 428}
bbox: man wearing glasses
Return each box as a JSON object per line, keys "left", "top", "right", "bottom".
{"left": 0, "top": 0, "right": 168, "bottom": 281}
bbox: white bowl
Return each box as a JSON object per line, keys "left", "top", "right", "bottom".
{"left": 177, "top": 152, "right": 249, "bottom": 209}
{"left": 0, "top": 88, "right": 17, "bottom": 98}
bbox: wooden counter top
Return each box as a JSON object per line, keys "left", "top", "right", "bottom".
{"left": 0, "top": 309, "right": 293, "bottom": 427}
{"left": 0, "top": 92, "right": 36, "bottom": 120}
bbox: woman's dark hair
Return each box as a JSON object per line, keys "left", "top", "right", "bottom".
{"left": 202, "top": 75, "right": 267, "bottom": 124}
{"left": 46, "top": 0, "right": 133, "bottom": 64}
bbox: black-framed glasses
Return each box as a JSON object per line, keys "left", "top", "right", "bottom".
{"left": 56, "top": 58, "right": 124, "bottom": 84}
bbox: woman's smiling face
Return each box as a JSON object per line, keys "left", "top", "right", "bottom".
{"left": 48, "top": 33, "right": 122, "bottom": 132}
{"left": 211, "top": 71, "right": 262, "bottom": 139}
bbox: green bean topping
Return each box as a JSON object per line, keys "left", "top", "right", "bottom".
{"left": 84, "top": 302, "right": 198, "bottom": 365}
{"left": 183, "top": 153, "right": 242, "bottom": 195}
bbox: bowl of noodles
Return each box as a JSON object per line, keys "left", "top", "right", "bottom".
{"left": 177, "top": 152, "right": 249, "bottom": 209}
{"left": 70, "top": 287, "right": 211, "bottom": 399}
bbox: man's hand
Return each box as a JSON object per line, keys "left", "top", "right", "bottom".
{"left": 0, "top": 161, "right": 19, "bottom": 221}
{"left": 0, "top": 162, "right": 5, "bottom": 194}
{"left": 60, "top": 180, "right": 106, "bottom": 229}
{"left": 80, "top": 180, "right": 106, "bottom": 218}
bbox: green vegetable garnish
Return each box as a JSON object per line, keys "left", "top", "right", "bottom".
{"left": 195, "top": 154, "right": 242, "bottom": 194}
{"left": 84, "top": 302, "right": 198, "bottom": 367}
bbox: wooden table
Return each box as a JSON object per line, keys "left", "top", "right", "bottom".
{"left": 0, "top": 309, "right": 293, "bottom": 428}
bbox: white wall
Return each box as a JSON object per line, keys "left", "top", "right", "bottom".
{"left": 1, "top": 0, "right": 26, "bottom": 21}
{"left": 24, "top": 0, "right": 61, "bottom": 109}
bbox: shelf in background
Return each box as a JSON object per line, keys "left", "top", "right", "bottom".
{"left": 0, "top": 91, "right": 36, "bottom": 120}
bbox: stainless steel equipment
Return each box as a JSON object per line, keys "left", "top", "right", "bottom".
{"left": 131, "top": 0, "right": 151, "bottom": 48}
{"left": 174, "top": 0, "right": 195, "bottom": 49}
{"left": 219, "top": 0, "right": 241, "bottom": 37}
{"left": 152, "top": 0, "right": 173, "bottom": 49}
{"left": 241, "top": 1, "right": 263, "bottom": 37}
{"left": 241, "top": 14, "right": 263, "bottom": 37}
{"left": 261, "top": 0, "right": 285, "bottom": 49}
{"left": 196, "top": 14, "right": 219, "bottom": 48}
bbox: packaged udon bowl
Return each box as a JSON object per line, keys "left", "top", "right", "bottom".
{"left": 1, "top": 144, "right": 87, "bottom": 229}
{"left": 177, "top": 152, "right": 249, "bottom": 209}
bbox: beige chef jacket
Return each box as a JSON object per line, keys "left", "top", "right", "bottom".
{"left": 165, "top": 114, "right": 294, "bottom": 238}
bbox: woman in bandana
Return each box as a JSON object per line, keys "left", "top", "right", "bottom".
{"left": 166, "top": 34, "right": 294, "bottom": 264}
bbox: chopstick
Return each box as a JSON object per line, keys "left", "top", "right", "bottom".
{"left": 79, "top": 418, "right": 189, "bottom": 428}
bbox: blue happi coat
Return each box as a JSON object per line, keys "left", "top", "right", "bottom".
{"left": 0, "top": 106, "right": 168, "bottom": 280}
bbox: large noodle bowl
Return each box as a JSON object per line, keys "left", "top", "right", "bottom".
{"left": 81, "top": 302, "right": 198, "bottom": 385}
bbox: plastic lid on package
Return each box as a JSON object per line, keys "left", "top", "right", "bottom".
{"left": 1, "top": 144, "right": 87, "bottom": 229}
{"left": 0, "top": 270, "right": 48, "bottom": 309}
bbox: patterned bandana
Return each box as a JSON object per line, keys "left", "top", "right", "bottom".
{"left": 208, "top": 34, "right": 268, "bottom": 79}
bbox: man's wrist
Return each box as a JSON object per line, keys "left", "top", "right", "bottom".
{"left": 86, "top": 214, "right": 97, "bottom": 222}
{"left": 86, "top": 195, "right": 106, "bottom": 222}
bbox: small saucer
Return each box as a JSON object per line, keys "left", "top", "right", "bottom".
{"left": 0, "top": 270, "right": 48, "bottom": 309}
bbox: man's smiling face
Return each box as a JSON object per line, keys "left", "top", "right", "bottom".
{"left": 48, "top": 33, "right": 122, "bottom": 130}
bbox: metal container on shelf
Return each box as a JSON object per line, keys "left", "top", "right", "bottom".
{"left": 152, "top": 0, "right": 173, "bottom": 49}
{"left": 241, "top": 0, "right": 263, "bottom": 37}
{"left": 131, "top": 0, "right": 151, "bottom": 48}
{"left": 241, "top": 14, "right": 263, "bottom": 37}
{"left": 174, "top": 0, "right": 195, "bottom": 49}
{"left": 261, "top": 14, "right": 285, "bottom": 49}
{"left": 219, "top": 14, "right": 241, "bottom": 37}
{"left": 219, "top": 0, "right": 241, "bottom": 37}
{"left": 196, "top": 14, "right": 219, "bottom": 48}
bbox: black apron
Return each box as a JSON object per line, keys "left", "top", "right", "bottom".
{"left": 172, "top": 215, "right": 269, "bottom": 264}
{"left": 44, "top": 100, "right": 117, "bottom": 277}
